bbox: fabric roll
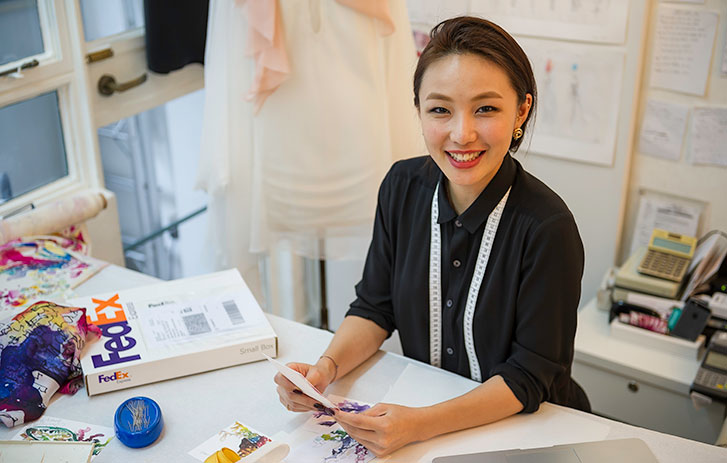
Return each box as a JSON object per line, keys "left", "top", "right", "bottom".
{"left": 0, "top": 191, "right": 107, "bottom": 245}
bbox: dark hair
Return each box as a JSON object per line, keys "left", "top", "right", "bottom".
{"left": 413, "top": 16, "right": 537, "bottom": 153}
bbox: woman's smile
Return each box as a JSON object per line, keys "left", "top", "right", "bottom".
{"left": 446, "top": 149, "right": 486, "bottom": 168}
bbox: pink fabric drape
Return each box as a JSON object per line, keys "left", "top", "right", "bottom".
{"left": 240, "top": 0, "right": 395, "bottom": 112}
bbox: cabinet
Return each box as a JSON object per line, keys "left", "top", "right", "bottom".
{"left": 573, "top": 300, "right": 726, "bottom": 444}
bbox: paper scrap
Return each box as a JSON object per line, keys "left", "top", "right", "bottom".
{"left": 649, "top": 5, "right": 718, "bottom": 96}
{"left": 638, "top": 99, "right": 689, "bottom": 160}
{"left": 264, "top": 354, "right": 336, "bottom": 409}
{"left": 12, "top": 416, "right": 113, "bottom": 459}
{"left": 689, "top": 107, "right": 727, "bottom": 167}
{"left": 189, "top": 421, "right": 290, "bottom": 462}
{"left": 630, "top": 195, "right": 702, "bottom": 256}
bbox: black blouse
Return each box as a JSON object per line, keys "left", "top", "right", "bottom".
{"left": 346, "top": 154, "right": 589, "bottom": 413}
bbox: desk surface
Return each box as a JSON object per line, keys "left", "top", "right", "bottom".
{"left": 1, "top": 266, "right": 725, "bottom": 462}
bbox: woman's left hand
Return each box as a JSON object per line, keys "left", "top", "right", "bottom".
{"left": 333, "top": 403, "right": 426, "bottom": 457}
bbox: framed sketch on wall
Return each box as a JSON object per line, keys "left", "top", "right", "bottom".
{"left": 471, "top": 0, "right": 629, "bottom": 44}
{"left": 518, "top": 37, "right": 625, "bottom": 166}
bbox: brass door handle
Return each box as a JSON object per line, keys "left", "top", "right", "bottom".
{"left": 98, "top": 73, "right": 147, "bottom": 96}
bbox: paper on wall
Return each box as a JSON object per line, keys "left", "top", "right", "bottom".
{"left": 630, "top": 195, "right": 701, "bottom": 256}
{"left": 471, "top": 0, "right": 629, "bottom": 44}
{"left": 406, "top": 0, "right": 469, "bottom": 25}
{"left": 689, "top": 107, "right": 727, "bottom": 167}
{"left": 638, "top": 99, "right": 689, "bottom": 161}
{"left": 649, "top": 5, "right": 718, "bottom": 96}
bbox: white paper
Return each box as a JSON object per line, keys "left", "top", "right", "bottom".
{"left": 188, "top": 421, "right": 290, "bottom": 463}
{"left": 518, "top": 37, "right": 624, "bottom": 166}
{"left": 638, "top": 99, "right": 689, "bottom": 160}
{"left": 689, "top": 107, "right": 727, "bottom": 167}
{"left": 406, "top": 0, "right": 469, "bottom": 26}
{"left": 381, "top": 363, "right": 478, "bottom": 407}
{"left": 471, "top": 0, "right": 629, "bottom": 44}
{"left": 722, "top": 27, "right": 727, "bottom": 75}
{"left": 377, "top": 365, "right": 610, "bottom": 462}
{"left": 13, "top": 416, "right": 114, "bottom": 460}
{"left": 264, "top": 354, "right": 337, "bottom": 409}
{"left": 649, "top": 5, "right": 718, "bottom": 96}
{"left": 630, "top": 195, "right": 701, "bottom": 256}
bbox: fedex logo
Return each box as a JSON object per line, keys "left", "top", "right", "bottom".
{"left": 98, "top": 371, "right": 130, "bottom": 383}
{"left": 87, "top": 295, "right": 141, "bottom": 368}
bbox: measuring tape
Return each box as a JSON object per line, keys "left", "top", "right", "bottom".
{"left": 429, "top": 183, "right": 510, "bottom": 382}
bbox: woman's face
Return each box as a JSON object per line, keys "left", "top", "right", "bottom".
{"left": 418, "top": 53, "right": 531, "bottom": 196}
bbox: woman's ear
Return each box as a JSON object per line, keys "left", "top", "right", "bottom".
{"left": 517, "top": 93, "right": 533, "bottom": 127}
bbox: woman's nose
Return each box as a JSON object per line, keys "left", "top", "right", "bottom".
{"left": 449, "top": 115, "right": 477, "bottom": 145}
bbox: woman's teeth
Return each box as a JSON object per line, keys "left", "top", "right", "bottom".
{"left": 447, "top": 151, "right": 483, "bottom": 162}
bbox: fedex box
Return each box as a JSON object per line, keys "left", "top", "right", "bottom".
{"left": 70, "top": 269, "right": 277, "bottom": 396}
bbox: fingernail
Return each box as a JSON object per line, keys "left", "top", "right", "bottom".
{"left": 313, "top": 403, "right": 324, "bottom": 410}
{"left": 293, "top": 389, "right": 302, "bottom": 394}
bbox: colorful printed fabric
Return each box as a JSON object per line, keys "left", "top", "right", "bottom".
{"left": 0, "top": 301, "right": 100, "bottom": 427}
{"left": 0, "top": 232, "right": 105, "bottom": 317}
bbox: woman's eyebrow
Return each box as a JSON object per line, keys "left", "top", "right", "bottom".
{"left": 425, "top": 91, "right": 503, "bottom": 101}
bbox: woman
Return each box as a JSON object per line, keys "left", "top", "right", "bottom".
{"left": 274, "top": 16, "right": 589, "bottom": 456}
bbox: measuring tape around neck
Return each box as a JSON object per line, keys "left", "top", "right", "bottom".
{"left": 429, "top": 182, "right": 510, "bottom": 382}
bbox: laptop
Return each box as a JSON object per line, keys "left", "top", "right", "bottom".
{"left": 431, "top": 438, "right": 658, "bottom": 463}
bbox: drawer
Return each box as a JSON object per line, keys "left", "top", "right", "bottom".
{"left": 572, "top": 360, "right": 725, "bottom": 444}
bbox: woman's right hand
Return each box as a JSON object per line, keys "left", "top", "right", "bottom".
{"left": 274, "top": 360, "right": 335, "bottom": 412}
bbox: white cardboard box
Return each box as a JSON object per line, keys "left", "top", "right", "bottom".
{"left": 69, "top": 269, "right": 277, "bottom": 396}
{"left": 610, "top": 318, "right": 704, "bottom": 360}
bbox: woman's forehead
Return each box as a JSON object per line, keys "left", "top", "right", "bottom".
{"left": 419, "top": 53, "right": 517, "bottom": 100}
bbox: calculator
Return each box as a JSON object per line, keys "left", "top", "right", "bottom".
{"left": 637, "top": 229, "right": 697, "bottom": 282}
{"left": 691, "top": 331, "right": 727, "bottom": 401}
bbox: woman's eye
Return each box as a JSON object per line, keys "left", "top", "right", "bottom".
{"left": 429, "top": 107, "right": 449, "bottom": 114}
{"left": 476, "top": 106, "right": 497, "bottom": 113}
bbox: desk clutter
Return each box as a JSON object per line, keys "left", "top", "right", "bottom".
{"left": 0, "top": 262, "right": 389, "bottom": 462}
{"left": 600, "top": 229, "right": 727, "bottom": 405}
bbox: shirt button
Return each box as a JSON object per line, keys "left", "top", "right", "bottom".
{"left": 446, "top": 347, "right": 454, "bottom": 355}
{"left": 446, "top": 299, "right": 453, "bottom": 308}
{"left": 455, "top": 220, "right": 462, "bottom": 228}
{"left": 452, "top": 259, "right": 461, "bottom": 268}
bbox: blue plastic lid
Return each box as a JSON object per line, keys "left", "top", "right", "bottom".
{"left": 114, "top": 396, "right": 164, "bottom": 448}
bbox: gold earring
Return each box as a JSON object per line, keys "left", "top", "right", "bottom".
{"left": 513, "top": 127, "right": 523, "bottom": 140}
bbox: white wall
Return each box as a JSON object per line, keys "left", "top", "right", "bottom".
{"left": 620, "top": 0, "right": 727, "bottom": 263}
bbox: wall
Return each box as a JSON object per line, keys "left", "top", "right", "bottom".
{"left": 620, "top": 0, "right": 727, "bottom": 263}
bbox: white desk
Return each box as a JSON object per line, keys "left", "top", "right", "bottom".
{"left": 573, "top": 299, "right": 726, "bottom": 443}
{"left": 1, "top": 266, "right": 726, "bottom": 462}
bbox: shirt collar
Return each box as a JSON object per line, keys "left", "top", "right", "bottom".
{"left": 436, "top": 154, "right": 516, "bottom": 233}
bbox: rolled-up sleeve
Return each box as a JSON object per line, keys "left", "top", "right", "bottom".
{"left": 345, "top": 172, "right": 396, "bottom": 335}
{"left": 491, "top": 212, "right": 584, "bottom": 413}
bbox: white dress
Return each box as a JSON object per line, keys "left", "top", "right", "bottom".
{"left": 197, "top": 0, "right": 424, "bottom": 298}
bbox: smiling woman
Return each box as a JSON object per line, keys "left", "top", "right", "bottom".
{"left": 274, "top": 16, "right": 588, "bottom": 457}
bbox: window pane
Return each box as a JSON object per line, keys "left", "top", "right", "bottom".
{"left": 80, "top": 0, "right": 144, "bottom": 42}
{"left": 0, "top": 0, "right": 44, "bottom": 67}
{"left": 0, "top": 91, "right": 68, "bottom": 204}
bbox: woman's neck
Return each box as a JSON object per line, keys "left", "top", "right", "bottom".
{"left": 446, "top": 173, "right": 495, "bottom": 215}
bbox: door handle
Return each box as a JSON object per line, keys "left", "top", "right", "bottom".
{"left": 97, "top": 73, "right": 147, "bottom": 96}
